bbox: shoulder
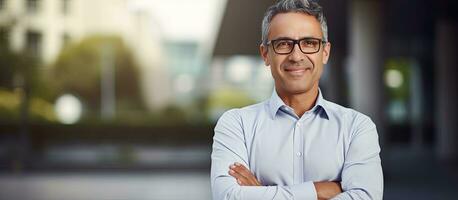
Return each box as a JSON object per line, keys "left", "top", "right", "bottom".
{"left": 217, "top": 101, "right": 268, "bottom": 122}
{"left": 324, "top": 100, "right": 376, "bottom": 131}
{"left": 216, "top": 101, "right": 268, "bottom": 128}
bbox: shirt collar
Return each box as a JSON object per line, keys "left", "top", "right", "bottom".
{"left": 268, "top": 88, "right": 329, "bottom": 120}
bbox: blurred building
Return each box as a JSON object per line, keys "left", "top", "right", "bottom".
{"left": 147, "top": 0, "right": 227, "bottom": 108}
{"left": 0, "top": 0, "right": 170, "bottom": 110}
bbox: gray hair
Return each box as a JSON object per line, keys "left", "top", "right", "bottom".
{"left": 261, "top": 0, "right": 328, "bottom": 46}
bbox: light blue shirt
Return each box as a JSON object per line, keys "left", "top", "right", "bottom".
{"left": 211, "top": 89, "right": 383, "bottom": 200}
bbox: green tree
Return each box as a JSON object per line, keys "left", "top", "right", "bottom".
{"left": 0, "top": 36, "right": 55, "bottom": 123}
{"left": 50, "top": 35, "right": 144, "bottom": 113}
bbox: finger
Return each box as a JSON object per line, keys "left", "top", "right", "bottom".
{"left": 232, "top": 164, "right": 256, "bottom": 181}
{"left": 231, "top": 163, "right": 252, "bottom": 178}
{"left": 235, "top": 163, "right": 261, "bottom": 186}
{"left": 232, "top": 164, "right": 260, "bottom": 186}
{"left": 229, "top": 163, "right": 262, "bottom": 186}
{"left": 228, "top": 169, "right": 241, "bottom": 179}
{"left": 229, "top": 168, "right": 252, "bottom": 186}
{"left": 228, "top": 168, "right": 251, "bottom": 186}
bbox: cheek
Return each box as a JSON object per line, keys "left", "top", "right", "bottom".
{"left": 270, "top": 56, "right": 288, "bottom": 70}
{"left": 310, "top": 55, "right": 323, "bottom": 71}
{"left": 307, "top": 56, "right": 324, "bottom": 79}
{"left": 313, "top": 64, "right": 324, "bottom": 81}
{"left": 315, "top": 65, "right": 323, "bottom": 76}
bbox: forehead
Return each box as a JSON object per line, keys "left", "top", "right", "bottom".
{"left": 268, "top": 12, "right": 323, "bottom": 40}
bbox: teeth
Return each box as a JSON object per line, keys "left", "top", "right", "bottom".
{"left": 287, "top": 69, "right": 305, "bottom": 75}
{"left": 286, "top": 69, "right": 305, "bottom": 72}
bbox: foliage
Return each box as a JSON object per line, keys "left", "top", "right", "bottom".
{"left": 205, "top": 87, "right": 256, "bottom": 121}
{"left": 0, "top": 89, "right": 56, "bottom": 123}
{"left": 50, "top": 35, "right": 144, "bottom": 111}
{"left": 0, "top": 40, "right": 57, "bottom": 123}
{"left": 0, "top": 44, "right": 40, "bottom": 94}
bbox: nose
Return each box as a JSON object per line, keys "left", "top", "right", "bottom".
{"left": 288, "top": 43, "right": 305, "bottom": 62}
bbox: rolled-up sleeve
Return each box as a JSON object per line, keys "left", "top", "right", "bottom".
{"left": 211, "top": 109, "right": 318, "bottom": 200}
{"left": 331, "top": 115, "right": 384, "bottom": 200}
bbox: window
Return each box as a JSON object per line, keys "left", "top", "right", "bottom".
{"left": 26, "top": 0, "right": 40, "bottom": 14}
{"left": 62, "top": 0, "right": 70, "bottom": 15}
{"left": 26, "top": 30, "right": 42, "bottom": 57}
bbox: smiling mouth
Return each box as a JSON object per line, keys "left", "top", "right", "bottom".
{"left": 284, "top": 67, "right": 311, "bottom": 76}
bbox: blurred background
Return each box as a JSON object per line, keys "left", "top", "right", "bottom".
{"left": 0, "top": 0, "right": 457, "bottom": 199}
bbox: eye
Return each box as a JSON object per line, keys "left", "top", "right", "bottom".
{"left": 275, "top": 40, "right": 293, "bottom": 49}
{"left": 301, "top": 39, "right": 318, "bottom": 47}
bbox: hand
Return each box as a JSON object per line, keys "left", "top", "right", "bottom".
{"left": 314, "top": 181, "right": 342, "bottom": 200}
{"left": 228, "top": 162, "right": 262, "bottom": 186}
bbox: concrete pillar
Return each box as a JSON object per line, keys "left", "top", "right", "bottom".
{"left": 324, "top": 53, "right": 348, "bottom": 106}
{"left": 435, "top": 21, "right": 458, "bottom": 162}
{"left": 320, "top": 0, "right": 349, "bottom": 106}
{"left": 348, "top": 0, "right": 385, "bottom": 142}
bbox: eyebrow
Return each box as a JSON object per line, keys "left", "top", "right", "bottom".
{"left": 271, "top": 36, "right": 322, "bottom": 41}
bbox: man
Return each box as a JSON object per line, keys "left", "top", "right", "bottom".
{"left": 210, "top": 0, "right": 383, "bottom": 199}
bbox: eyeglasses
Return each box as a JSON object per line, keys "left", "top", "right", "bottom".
{"left": 267, "top": 38, "right": 326, "bottom": 55}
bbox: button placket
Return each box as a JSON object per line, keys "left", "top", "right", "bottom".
{"left": 293, "top": 120, "right": 302, "bottom": 184}
{"left": 296, "top": 120, "right": 305, "bottom": 183}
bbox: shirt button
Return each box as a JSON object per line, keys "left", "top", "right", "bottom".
{"left": 296, "top": 152, "right": 302, "bottom": 157}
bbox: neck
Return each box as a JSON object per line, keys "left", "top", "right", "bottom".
{"left": 277, "top": 84, "right": 319, "bottom": 117}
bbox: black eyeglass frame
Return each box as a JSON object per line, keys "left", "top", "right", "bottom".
{"left": 266, "top": 37, "right": 327, "bottom": 55}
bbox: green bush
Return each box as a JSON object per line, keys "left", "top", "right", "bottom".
{"left": 50, "top": 35, "right": 144, "bottom": 113}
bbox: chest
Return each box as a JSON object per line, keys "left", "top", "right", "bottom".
{"left": 246, "top": 116, "right": 346, "bottom": 185}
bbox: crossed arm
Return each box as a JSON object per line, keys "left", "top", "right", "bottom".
{"left": 211, "top": 110, "right": 383, "bottom": 200}
{"left": 228, "top": 162, "right": 342, "bottom": 200}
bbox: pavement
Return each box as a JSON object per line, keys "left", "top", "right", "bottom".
{"left": 0, "top": 146, "right": 456, "bottom": 200}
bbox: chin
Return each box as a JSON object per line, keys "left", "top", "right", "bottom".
{"left": 290, "top": 89, "right": 309, "bottom": 95}
{"left": 275, "top": 80, "right": 313, "bottom": 95}
{"left": 283, "top": 86, "right": 309, "bottom": 95}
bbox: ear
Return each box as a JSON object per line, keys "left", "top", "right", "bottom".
{"left": 322, "top": 42, "right": 331, "bottom": 64}
{"left": 260, "top": 44, "right": 270, "bottom": 66}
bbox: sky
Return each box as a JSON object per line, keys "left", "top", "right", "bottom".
{"left": 129, "top": 0, "right": 227, "bottom": 42}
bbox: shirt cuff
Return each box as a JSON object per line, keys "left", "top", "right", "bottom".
{"left": 289, "top": 181, "right": 317, "bottom": 200}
